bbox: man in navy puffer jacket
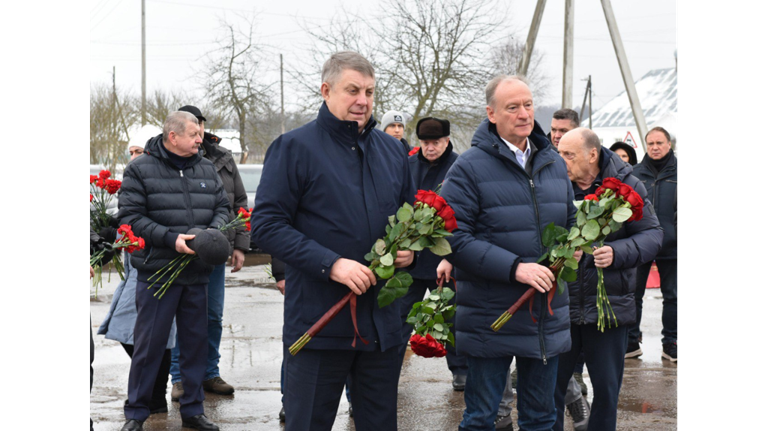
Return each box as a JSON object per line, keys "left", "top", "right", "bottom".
{"left": 553, "top": 128, "right": 662, "bottom": 431}
{"left": 441, "top": 76, "right": 575, "bottom": 431}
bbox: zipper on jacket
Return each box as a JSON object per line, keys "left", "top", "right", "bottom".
{"left": 538, "top": 296, "right": 548, "bottom": 365}
{"left": 180, "top": 169, "right": 195, "bottom": 229}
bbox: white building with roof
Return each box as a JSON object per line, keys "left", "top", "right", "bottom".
{"left": 586, "top": 67, "right": 677, "bottom": 160}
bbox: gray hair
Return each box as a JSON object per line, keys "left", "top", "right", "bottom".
{"left": 553, "top": 108, "right": 580, "bottom": 128}
{"left": 163, "top": 111, "right": 198, "bottom": 143}
{"left": 321, "top": 51, "right": 375, "bottom": 87}
{"left": 485, "top": 75, "right": 528, "bottom": 107}
{"left": 577, "top": 128, "right": 602, "bottom": 153}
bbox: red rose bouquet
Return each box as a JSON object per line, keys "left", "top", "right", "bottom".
{"left": 288, "top": 189, "right": 457, "bottom": 355}
{"left": 491, "top": 177, "right": 644, "bottom": 333}
{"left": 406, "top": 276, "right": 456, "bottom": 358}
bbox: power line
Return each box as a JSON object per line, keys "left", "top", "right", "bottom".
{"left": 146, "top": 0, "right": 332, "bottom": 21}
{"left": 91, "top": 0, "right": 126, "bottom": 32}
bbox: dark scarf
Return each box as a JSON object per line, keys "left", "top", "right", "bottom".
{"left": 647, "top": 150, "right": 673, "bottom": 175}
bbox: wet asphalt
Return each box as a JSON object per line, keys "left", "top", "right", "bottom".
{"left": 90, "top": 254, "right": 676, "bottom": 430}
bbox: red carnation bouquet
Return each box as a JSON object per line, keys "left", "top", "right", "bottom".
{"left": 90, "top": 169, "right": 127, "bottom": 283}
{"left": 289, "top": 188, "right": 458, "bottom": 355}
{"left": 491, "top": 177, "right": 644, "bottom": 333}
{"left": 90, "top": 224, "right": 145, "bottom": 295}
{"left": 90, "top": 169, "right": 122, "bottom": 231}
{"left": 406, "top": 275, "right": 456, "bottom": 358}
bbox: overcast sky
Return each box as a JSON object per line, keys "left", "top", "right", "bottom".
{"left": 89, "top": 0, "right": 676, "bottom": 113}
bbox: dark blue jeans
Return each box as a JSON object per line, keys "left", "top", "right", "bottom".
{"left": 461, "top": 355, "right": 559, "bottom": 431}
{"left": 125, "top": 280, "right": 208, "bottom": 421}
{"left": 629, "top": 260, "right": 677, "bottom": 345}
{"left": 398, "top": 277, "right": 468, "bottom": 375}
{"left": 170, "top": 263, "right": 226, "bottom": 383}
{"left": 283, "top": 346, "right": 402, "bottom": 431}
{"left": 555, "top": 324, "right": 628, "bottom": 431}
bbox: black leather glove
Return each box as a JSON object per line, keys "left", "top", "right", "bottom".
{"left": 99, "top": 226, "right": 118, "bottom": 244}
{"left": 107, "top": 214, "right": 120, "bottom": 228}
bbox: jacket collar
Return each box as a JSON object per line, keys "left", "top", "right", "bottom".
{"left": 316, "top": 102, "right": 378, "bottom": 144}
{"left": 144, "top": 133, "right": 202, "bottom": 167}
{"left": 471, "top": 118, "right": 555, "bottom": 169}
{"left": 415, "top": 141, "right": 455, "bottom": 165}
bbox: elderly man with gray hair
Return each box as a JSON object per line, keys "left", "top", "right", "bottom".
{"left": 118, "top": 111, "right": 230, "bottom": 431}
{"left": 251, "top": 51, "right": 416, "bottom": 431}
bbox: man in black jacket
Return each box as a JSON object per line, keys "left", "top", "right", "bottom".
{"left": 553, "top": 128, "right": 662, "bottom": 431}
{"left": 627, "top": 126, "right": 678, "bottom": 362}
{"left": 118, "top": 111, "right": 230, "bottom": 431}
{"left": 167, "top": 105, "right": 248, "bottom": 399}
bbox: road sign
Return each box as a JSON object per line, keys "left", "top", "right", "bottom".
{"left": 624, "top": 131, "right": 637, "bottom": 148}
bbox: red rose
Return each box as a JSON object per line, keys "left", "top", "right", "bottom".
{"left": 625, "top": 190, "right": 644, "bottom": 222}
{"left": 99, "top": 170, "right": 111, "bottom": 180}
{"left": 432, "top": 195, "right": 448, "bottom": 212}
{"left": 90, "top": 175, "right": 98, "bottom": 184}
{"left": 436, "top": 205, "right": 457, "bottom": 232}
{"left": 584, "top": 194, "right": 598, "bottom": 201}
{"left": 602, "top": 177, "right": 622, "bottom": 192}
{"left": 415, "top": 190, "right": 440, "bottom": 208}
{"left": 617, "top": 183, "right": 634, "bottom": 200}
{"left": 595, "top": 186, "right": 606, "bottom": 197}
{"left": 409, "top": 334, "right": 447, "bottom": 358}
{"left": 409, "top": 147, "right": 420, "bottom": 156}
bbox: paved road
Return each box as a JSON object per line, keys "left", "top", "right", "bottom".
{"left": 90, "top": 259, "right": 676, "bottom": 430}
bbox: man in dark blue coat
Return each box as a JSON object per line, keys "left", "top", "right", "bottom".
{"left": 553, "top": 128, "right": 662, "bottom": 431}
{"left": 397, "top": 116, "right": 468, "bottom": 390}
{"left": 441, "top": 75, "right": 575, "bottom": 431}
{"left": 118, "top": 111, "right": 230, "bottom": 431}
{"left": 627, "top": 126, "right": 678, "bottom": 362}
{"left": 251, "top": 51, "right": 416, "bottom": 431}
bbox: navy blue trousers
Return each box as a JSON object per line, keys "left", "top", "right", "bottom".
{"left": 125, "top": 279, "right": 208, "bottom": 421}
{"left": 398, "top": 277, "right": 468, "bottom": 375}
{"left": 554, "top": 324, "right": 628, "bottom": 431}
{"left": 630, "top": 259, "right": 677, "bottom": 345}
{"left": 284, "top": 346, "right": 402, "bottom": 431}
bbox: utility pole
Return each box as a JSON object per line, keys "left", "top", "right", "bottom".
{"left": 579, "top": 75, "right": 592, "bottom": 129}
{"left": 280, "top": 54, "right": 285, "bottom": 134}
{"left": 600, "top": 0, "right": 647, "bottom": 152}
{"left": 519, "top": 0, "right": 547, "bottom": 77}
{"left": 562, "top": 0, "right": 574, "bottom": 109}
{"left": 141, "top": 0, "right": 146, "bottom": 126}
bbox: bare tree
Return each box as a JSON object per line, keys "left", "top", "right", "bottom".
{"left": 144, "top": 89, "right": 190, "bottom": 128}
{"left": 297, "top": 0, "right": 508, "bottom": 144}
{"left": 489, "top": 36, "right": 550, "bottom": 103}
{"left": 90, "top": 83, "right": 138, "bottom": 170}
{"left": 200, "top": 13, "right": 273, "bottom": 163}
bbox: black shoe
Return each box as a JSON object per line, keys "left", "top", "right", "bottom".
{"left": 662, "top": 342, "right": 677, "bottom": 363}
{"left": 452, "top": 374, "right": 467, "bottom": 391}
{"left": 494, "top": 413, "right": 514, "bottom": 431}
{"left": 566, "top": 396, "right": 590, "bottom": 431}
{"left": 625, "top": 341, "right": 643, "bottom": 359}
{"left": 121, "top": 419, "right": 144, "bottom": 431}
{"left": 182, "top": 414, "right": 220, "bottom": 430}
{"left": 279, "top": 406, "right": 285, "bottom": 422}
{"left": 149, "top": 399, "right": 168, "bottom": 414}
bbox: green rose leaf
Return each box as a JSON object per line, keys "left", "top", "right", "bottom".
{"left": 565, "top": 257, "right": 579, "bottom": 269}
{"left": 428, "top": 294, "right": 441, "bottom": 301}
{"left": 409, "top": 241, "right": 425, "bottom": 251}
{"left": 560, "top": 266, "right": 577, "bottom": 282}
{"left": 443, "top": 309, "right": 455, "bottom": 320}
{"left": 374, "top": 239, "right": 387, "bottom": 255}
{"left": 582, "top": 219, "right": 601, "bottom": 241}
{"left": 541, "top": 223, "right": 557, "bottom": 248}
{"left": 375, "top": 264, "right": 395, "bottom": 279}
{"left": 602, "top": 226, "right": 611, "bottom": 236}
{"left": 389, "top": 222, "right": 405, "bottom": 242}
{"left": 434, "top": 228, "right": 452, "bottom": 236}
{"left": 570, "top": 237, "right": 585, "bottom": 247}
{"left": 418, "top": 224, "right": 432, "bottom": 235}
{"left": 557, "top": 277, "right": 567, "bottom": 295}
{"left": 580, "top": 244, "right": 594, "bottom": 254}
{"left": 380, "top": 254, "right": 394, "bottom": 266}
{"left": 588, "top": 203, "right": 605, "bottom": 220}
{"left": 609, "top": 219, "right": 622, "bottom": 232}
{"left": 433, "top": 313, "right": 445, "bottom": 324}
{"left": 429, "top": 237, "right": 452, "bottom": 256}
{"left": 400, "top": 238, "right": 412, "bottom": 248}
{"left": 440, "top": 288, "right": 455, "bottom": 301}
{"left": 433, "top": 323, "right": 444, "bottom": 332}
{"left": 388, "top": 215, "right": 396, "bottom": 227}
{"left": 377, "top": 286, "right": 396, "bottom": 308}
{"left": 576, "top": 210, "right": 587, "bottom": 227}
{"left": 568, "top": 226, "right": 580, "bottom": 241}
{"left": 612, "top": 207, "right": 632, "bottom": 223}
{"left": 364, "top": 252, "right": 377, "bottom": 262}
{"left": 537, "top": 253, "right": 549, "bottom": 263}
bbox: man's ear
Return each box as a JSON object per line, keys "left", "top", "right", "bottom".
{"left": 320, "top": 82, "right": 331, "bottom": 101}
{"left": 486, "top": 106, "right": 496, "bottom": 124}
